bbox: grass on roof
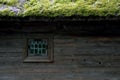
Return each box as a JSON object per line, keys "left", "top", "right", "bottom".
{"left": 0, "top": 0, "right": 120, "bottom": 17}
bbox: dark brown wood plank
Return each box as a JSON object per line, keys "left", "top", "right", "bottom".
{"left": 0, "top": 36, "right": 120, "bottom": 80}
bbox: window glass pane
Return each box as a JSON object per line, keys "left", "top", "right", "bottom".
{"left": 28, "top": 39, "right": 48, "bottom": 57}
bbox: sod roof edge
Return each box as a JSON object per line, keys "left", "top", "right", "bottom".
{"left": 0, "top": 16, "right": 120, "bottom": 22}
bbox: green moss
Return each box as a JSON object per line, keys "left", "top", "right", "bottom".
{"left": 0, "top": 8, "right": 16, "bottom": 16}
{"left": 0, "top": 0, "right": 120, "bottom": 17}
{"left": 0, "top": 0, "right": 18, "bottom": 6}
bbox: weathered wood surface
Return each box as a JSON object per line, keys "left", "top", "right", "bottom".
{"left": 0, "top": 20, "right": 120, "bottom": 35}
{"left": 0, "top": 21, "right": 56, "bottom": 33}
{"left": 0, "top": 35, "right": 120, "bottom": 80}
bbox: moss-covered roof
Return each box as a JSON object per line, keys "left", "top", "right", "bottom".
{"left": 0, "top": 0, "right": 120, "bottom": 17}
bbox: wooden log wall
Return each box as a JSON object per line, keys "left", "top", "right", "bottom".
{"left": 0, "top": 19, "right": 120, "bottom": 80}
{"left": 0, "top": 34, "right": 120, "bottom": 80}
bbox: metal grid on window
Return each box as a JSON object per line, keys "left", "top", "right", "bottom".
{"left": 23, "top": 34, "right": 53, "bottom": 62}
{"left": 28, "top": 39, "right": 48, "bottom": 57}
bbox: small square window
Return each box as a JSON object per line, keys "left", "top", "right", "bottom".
{"left": 23, "top": 34, "right": 53, "bottom": 62}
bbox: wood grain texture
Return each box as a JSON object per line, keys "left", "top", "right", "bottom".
{"left": 0, "top": 35, "right": 120, "bottom": 80}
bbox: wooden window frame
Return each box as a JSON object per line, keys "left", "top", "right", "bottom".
{"left": 23, "top": 34, "right": 53, "bottom": 62}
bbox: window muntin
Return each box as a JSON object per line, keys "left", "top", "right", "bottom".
{"left": 28, "top": 39, "right": 48, "bottom": 57}
{"left": 23, "top": 34, "right": 53, "bottom": 62}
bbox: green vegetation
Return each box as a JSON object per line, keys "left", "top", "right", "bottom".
{"left": 0, "top": 0, "right": 120, "bottom": 17}
{"left": 0, "top": 0, "right": 18, "bottom": 6}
